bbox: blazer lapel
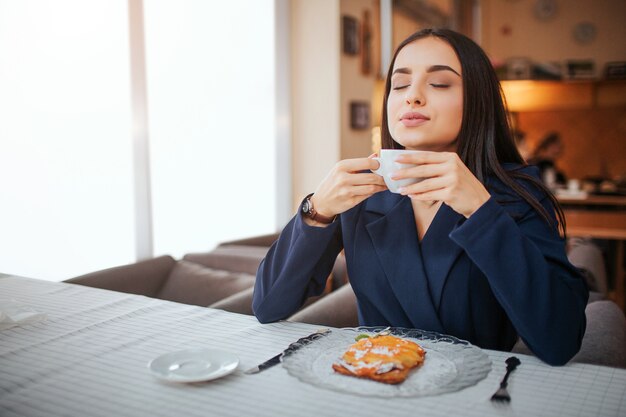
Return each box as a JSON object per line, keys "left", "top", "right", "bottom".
{"left": 364, "top": 192, "right": 445, "bottom": 332}
{"left": 420, "top": 204, "right": 465, "bottom": 311}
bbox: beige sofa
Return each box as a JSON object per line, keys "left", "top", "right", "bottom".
{"left": 66, "top": 233, "right": 348, "bottom": 316}
{"left": 67, "top": 233, "right": 625, "bottom": 368}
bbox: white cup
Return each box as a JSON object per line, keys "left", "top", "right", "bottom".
{"left": 372, "top": 149, "right": 422, "bottom": 193}
{"left": 568, "top": 179, "right": 580, "bottom": 192}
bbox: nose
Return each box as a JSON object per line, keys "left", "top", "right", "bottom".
{"left": 406, "top": 97, "right": 422, "bottom": 105}
{"left": 405, "top": 85, "right": 424, "bottom": 106}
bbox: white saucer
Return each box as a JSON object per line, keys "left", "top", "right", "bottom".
{"left": 556, "top": 189, "right": 588, "bottom": 199}
{"left": 148, "top": 348, "right": 239, "bottom": 383}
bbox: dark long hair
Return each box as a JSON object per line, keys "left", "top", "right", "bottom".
{"left": 380, "top": 28, "right": 565, "bottom": 233}
{"left": 533, "top": 131, "right": 561, "bottom": 155}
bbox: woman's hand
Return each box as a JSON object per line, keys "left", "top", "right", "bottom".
{"left": 309, "top": 156, "right": 387, "bottom": 224}
{"left": 392, "top": 151, "right": 491, "bottom": 218}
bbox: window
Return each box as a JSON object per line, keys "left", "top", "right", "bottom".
{"left": 143, "top": 0, "right": 278, "bottom": 258}
{"left": 0, "top": 0, "right": 283, "bottom": 281}
{"left": 0, "top": 0, "right": 135, "bottom": 281}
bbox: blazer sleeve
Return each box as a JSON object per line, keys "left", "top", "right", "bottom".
{"left": 252, "top": 212, "right": 344, "bottom": 323}
{"left": 449, "top": 196, "right": 588, "bottom": 366}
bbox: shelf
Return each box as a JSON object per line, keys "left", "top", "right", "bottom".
{"left": 500, "top": 79, "right": 626, "bottom": 112}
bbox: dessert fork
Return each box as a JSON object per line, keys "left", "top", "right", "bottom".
{"left": 491, "top": 356, "right": 521, "bottom": 403}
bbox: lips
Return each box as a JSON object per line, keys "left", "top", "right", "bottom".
{"left": 400, "top": 111, "right": 429, "bottom": 127}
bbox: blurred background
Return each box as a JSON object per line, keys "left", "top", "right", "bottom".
{"left": 1, "top": 0, "right": 625, "bottom": 281}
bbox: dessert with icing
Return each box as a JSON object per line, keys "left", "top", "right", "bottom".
{"left": 332, "top": 333, "right": 426, "bottom": 384}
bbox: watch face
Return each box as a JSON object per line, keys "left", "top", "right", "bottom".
{"left": 302, "top": 199, "right": 311, "bottom": 214}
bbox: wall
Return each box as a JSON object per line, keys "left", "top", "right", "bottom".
{"left": 518, "top": 107, "right": 626, "bottom": 180}
{"left": 392, "top": 0, "right": 454, "bottom": 48}
{"left": 339, "top": 0, "right": 379, "bottom": 160}
{"left": 291, "top": 0, "right": 626, "bottom": 201}
{"left": 291, "top": 0, "right": 341, "bottom": 211}
{"left": 481, "top": 0, "right": 626, "bottom": 181}
{"left": 392, "top": 9, "right": 423, "bottom": 49}
{"left": 481, "top": 0, "right": 626, "bottom": 73}
{"left": 340, "top": 0, "right": 453, "bottom": 160}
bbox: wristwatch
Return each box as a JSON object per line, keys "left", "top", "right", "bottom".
{"left": 301, "top": 193, "right": 336, "bottom": 224}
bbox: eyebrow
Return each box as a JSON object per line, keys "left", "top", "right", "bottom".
{"left": 392, "top": 65, "right": 461, "bottom": 77}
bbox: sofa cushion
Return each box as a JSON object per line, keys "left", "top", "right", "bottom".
{"left": 208, "top": 286, "right": 255, "bottom": 315}
{"left": 288, "top": 283, "right": 359, "bottom": 327}
{"left": 567, "top": 237, "right": 607, "bottom": 294}
{"left": 183, "top": 245, "right": 270, "bottom": 275}
{"left": 66, "top": 255, "right": 176, "bottom": 298}
{"left": 512, "top": 300, "right": 626, "bottom": 368}
{"left": 571, "top": 300, "right": 626, "bottom": 368}
{"left": 157, "top": 260, "right": 255, "bottom": 306}
{"left": 218, "top": 233, "right": 279, "bottom": 247}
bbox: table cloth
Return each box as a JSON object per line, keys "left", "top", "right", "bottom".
{"left": 1, "top": 274, "right": 625, "bottom": 417}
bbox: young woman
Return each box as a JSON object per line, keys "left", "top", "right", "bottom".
{"left": 528, "top": 131, "right": 567, "bottom": 187}
{"left": 252, "top": 28, "right": 588, "bottom": 366}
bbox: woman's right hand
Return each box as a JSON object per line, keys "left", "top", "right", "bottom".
{"left": 308, "top": 156, "right": 387, "bottom": 224}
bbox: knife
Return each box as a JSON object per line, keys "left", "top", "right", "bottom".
{"left": 244, "top": 328, "right": 331, "bottom": 374}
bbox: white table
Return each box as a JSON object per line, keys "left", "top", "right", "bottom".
{"left": 1, "top": 275, "right": 625, "bottom": 417}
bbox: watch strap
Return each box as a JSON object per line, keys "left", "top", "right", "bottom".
{"left": 302, "top": 193, "right": 336, "bottom": 224}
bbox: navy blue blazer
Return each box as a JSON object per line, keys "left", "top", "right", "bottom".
{"left": 253, "top": 165, "right": 588, "bottom": 365}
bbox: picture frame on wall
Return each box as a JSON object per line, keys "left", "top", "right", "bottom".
{"left": 350, "top": 101, "right": 370, "bottom": 130}
{"left": 342, "top": 16, "right": 359, "bottom": 55}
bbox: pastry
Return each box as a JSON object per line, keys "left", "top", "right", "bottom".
{"left": 332, "top": 334, "right": 425, "bottom": 384}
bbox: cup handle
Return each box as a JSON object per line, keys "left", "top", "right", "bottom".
{"left": 371, "top": 157, "right": 382, "bottom": 175}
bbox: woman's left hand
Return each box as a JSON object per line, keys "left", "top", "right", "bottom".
{"left": 392, "top": 151, "right": 491, "bottom": 218}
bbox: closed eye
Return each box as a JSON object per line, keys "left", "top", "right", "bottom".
{"left": 430, "top": 83, "right": 449, "bottom": 88}
{"left": 392, "top": 85, "right": 409, "bottom": 90}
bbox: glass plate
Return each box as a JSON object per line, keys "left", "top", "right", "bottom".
{"left": 282, "top": 327, "right": 492, "bottom": 398}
